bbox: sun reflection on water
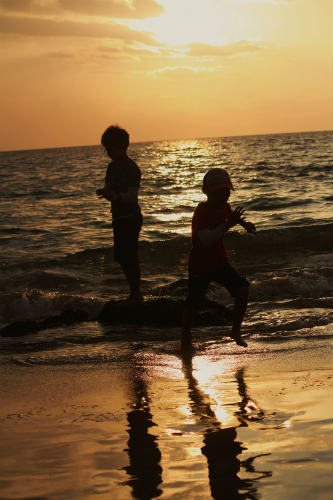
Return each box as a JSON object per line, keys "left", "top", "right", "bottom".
{"left": 189, "top": 355, "right": 244, "bottom": 428}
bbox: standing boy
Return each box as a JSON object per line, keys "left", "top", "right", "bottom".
{"left": 96, "top": 125, "right": 143, "bottom": 303}
{"left": 182, "top": 168, "right": 256, "bottom": 349}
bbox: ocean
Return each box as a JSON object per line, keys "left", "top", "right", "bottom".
{"left": 0, "top": 130, "right": 332, "bottom": 337}
{"left": 0, "top": 130, "right": 332, "bottom": 500}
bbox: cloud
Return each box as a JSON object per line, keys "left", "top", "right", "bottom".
{"left": 58, "top": 0, "right": 164, "bottom": 19}
{"left": 151, "top": 66, "right": 202, "bottom": 75}
{"left": 185, "top": 41, "right": 263, "bottom": 57}
{"left": 95, "top": 40, "right": 263, "bottom": 62}
{"left": 0, "top": 14, "right": 160, "bottom": 45}
{"left": 0, "top": 0, "right": 32, "bottom": 10}
{"left": 224, "top": 0, "right": 292, "bottom": 3}
{"left": 0, "top": 0, "right": 164, "bottom": 18}
{"left": 0, "top": 0, "right": 54, "bottom": 13}
{"left": 46, "top": 50, "right": 76, "bottom": 59}
{"left": 148, "top": 65, "right": 224, "bottom": 78}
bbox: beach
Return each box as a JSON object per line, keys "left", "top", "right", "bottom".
{"left": 0, "top": 332, "right": 332, "bottom": 500}
{"left": 0, "top": 131, "right": 332, "bottom": 499}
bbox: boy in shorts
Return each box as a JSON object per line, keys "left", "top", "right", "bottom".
{"left": 96, "top": 125, "right": 143, "bottom": 302}
{"left": 182, "top": 168, "right": 256, "bottom": 349}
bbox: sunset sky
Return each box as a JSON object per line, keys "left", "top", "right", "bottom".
{"left": 0, "top": 0, "right": 332, "bottom": 151}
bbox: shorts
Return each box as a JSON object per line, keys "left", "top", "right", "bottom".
{"left": 186, "top": 261, "right": 250, "bottom": 307}
{"left": 112, "top": 211, "right": 143, "bottom": 266}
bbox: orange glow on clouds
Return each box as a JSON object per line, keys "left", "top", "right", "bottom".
{"left": 0, "top": 0, "right": 331, "bottom": 150}
{"left": 125, "top": 0, "right": 240, "bottom": 46}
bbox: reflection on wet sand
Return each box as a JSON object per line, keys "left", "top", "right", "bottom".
{"left": 235, "top": 368, "right": 265, "bottom": 426}
{"left": 122, "top": 351, "right": 271, "bottom": 500}
{"left": 123, "top": 363, "right": 163, "bottom": 500}
{"left": 181, "top": 352, "right": 272, "bottom": 500}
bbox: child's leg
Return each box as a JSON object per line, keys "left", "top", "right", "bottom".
{"left": 214, "top": 263, "right": 250, "bottom": 347}
{"left": 113, "top": 214, "right": 143, "bottom": 302}
{"left": 182, "top": 272, "right": 210, "bottom": 350}
{"left": 120, "top": 261, "right": 142, "bottom": 302}
{"left": 181, "top": 304, "right": 196, "bottom": 349}
{"left": 231, "top": 286, "right": 249, "bottom": 346}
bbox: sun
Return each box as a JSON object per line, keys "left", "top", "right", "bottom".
{"left": 123, "top": 0, "right": 242, "bottom": 47}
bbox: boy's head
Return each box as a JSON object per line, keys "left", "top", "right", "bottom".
{"left": 101, "top": 125, "right": 129, "bottom": 159}
{"left": 202, "top": 168, "right": 234, "bottom": 194}
{"left": 202, "top": 168, "right": 234, "bottom": 204}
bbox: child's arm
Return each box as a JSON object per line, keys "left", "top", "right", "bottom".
{"left": 198, "top": 223, "right": 228, "bottom": 246}
{"left": 97, "top": 161, "right": 121, "bottom": 201}
{"left": 96, "top": 184, "right": 119, "bottom": 202}
{"left": 198, "top": 207, "right": 245, "bottom": 246}
{"left": 96, "top": 185, "right": 139, "bottom": 203}
{"left": 239, "top": 218, "right": 256, "bottom": 235}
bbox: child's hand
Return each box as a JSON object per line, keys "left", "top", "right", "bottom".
{"left": 227, "top": 207, "right": 245, "bottom": 228}
{"left": 243, "top": 221, "right": 256, "bottom": 235}
{"left": 96, "top": 187, "right": 117, "bottom": 202}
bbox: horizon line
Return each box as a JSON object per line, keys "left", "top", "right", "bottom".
{"left": 0, "top": 128, "right": 331, "bottom": 154}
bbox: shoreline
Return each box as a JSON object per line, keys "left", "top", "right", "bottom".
{"left": 0, "top": 336, "right": 332, "bottom": 500}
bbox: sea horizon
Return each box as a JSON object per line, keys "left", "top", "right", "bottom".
{"left": 1, "top": 128, "right": 331, "bottom": 154}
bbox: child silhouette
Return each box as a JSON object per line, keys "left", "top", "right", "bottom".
{"left": 182, "top": 168, "right": 256, "bottom": 348}
{"left": 96, "top": 125, "right": 143, "bottom": 303}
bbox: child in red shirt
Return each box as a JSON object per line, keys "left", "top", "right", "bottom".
{"left": 182, "top": 168, "right": 256, "bottom": 349}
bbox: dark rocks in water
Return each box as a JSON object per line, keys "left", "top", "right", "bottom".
{"left": 1, "top": 298, "right": 232, "bottom": 337}
{"left": 1, "top": 320, "right": 40, "bottom": 337}
{"left": 98, "top": 297, "right": 232, "bottom": 327}
{"left": 1, "top": 309, "right": 91, "bottom": 337}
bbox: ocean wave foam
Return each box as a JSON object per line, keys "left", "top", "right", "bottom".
{"left": 0, "top": 289, "right": 104, "bottom": 324}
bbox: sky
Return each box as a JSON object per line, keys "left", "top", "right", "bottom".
{"left": 0, "top": 0, "right": 332, "bottom": 150}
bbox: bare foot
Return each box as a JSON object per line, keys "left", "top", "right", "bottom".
{"left": 231, "top": 328, "right": 248, "bottom": 347}
{"left": 124, "top": 293, "right": 144, "bottom": 304}
{"left": 234, "top": 336, "right": 247, "bottom": 347}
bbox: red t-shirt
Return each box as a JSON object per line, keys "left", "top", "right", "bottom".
{"left": 188, "top": 201, "right": 232, "bottom": 273}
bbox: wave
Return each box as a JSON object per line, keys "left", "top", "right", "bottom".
{"left": 0, "top": 297, "right": 230, "bottom": 337}
{"left": 9, "top": 223, "right": 332, "bottom": 270}
{"left": 0, "top": 223, "right": 331, "bottom": 335}
{"left": 1, "top": 289, "right": 331, "bottom": 340}
{"left": 249, "top": 270, "right": 332, "bottom": 301}
{"left": 244, "top": 197, "right": 314, "bottom": 211}
{"left": 2, "top": 222, "right": 331, "bottom": 268}
{"left": 0, "top": 227, "right": 49, "bottom": 235}
{"left": 0, "top": 290, "right": 104, "bottom": 328}
{"left": 225, "top": 223, "right": 332, "bottom": 258}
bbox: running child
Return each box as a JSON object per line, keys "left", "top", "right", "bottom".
{"left": 182, "top": 168, "right": 256, "bottom": 348}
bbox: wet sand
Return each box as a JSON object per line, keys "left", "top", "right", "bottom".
{"left": 0, "top": 337, "right": 332, "bottom": 500}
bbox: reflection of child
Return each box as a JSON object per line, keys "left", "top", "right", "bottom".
{"left": 96, "top": 125, "right": 143, "bottom": 303}
{"left": 182, "top": 168, "right": 256, "bottom": 348}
